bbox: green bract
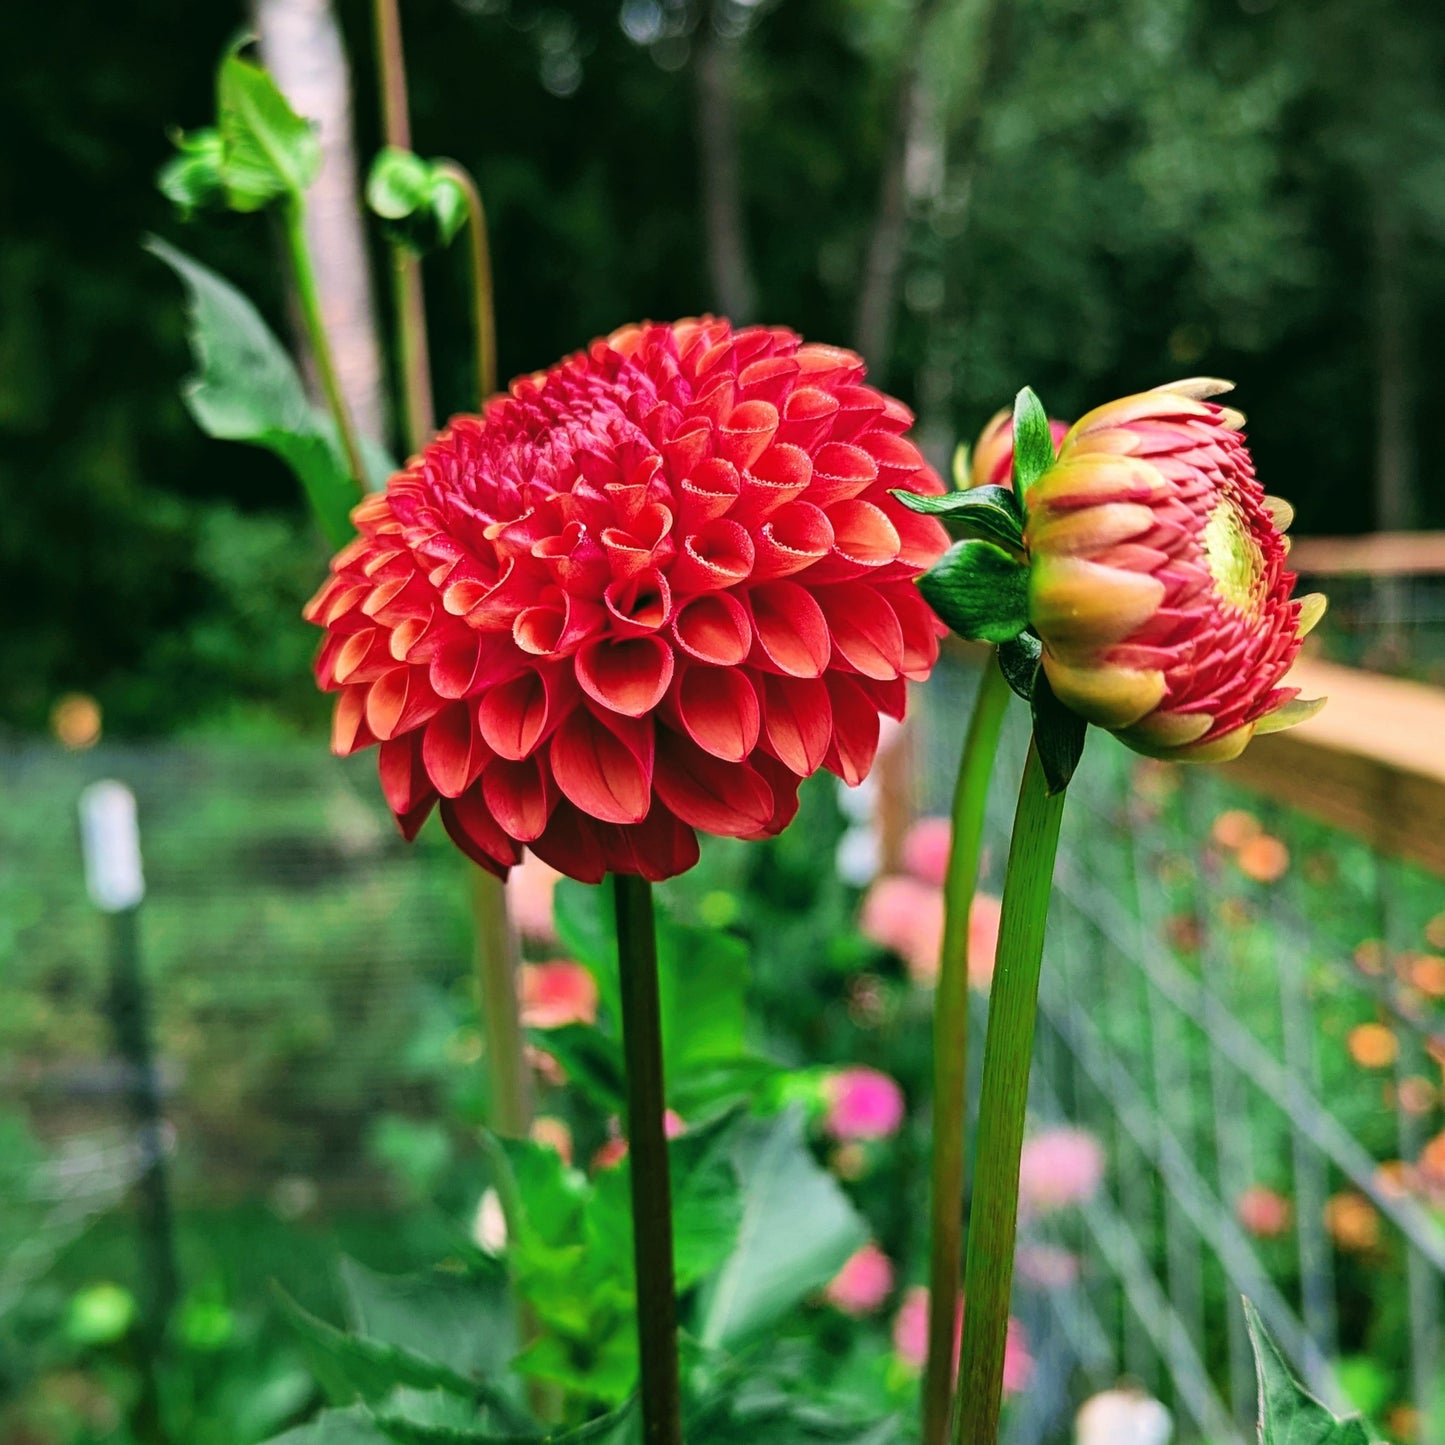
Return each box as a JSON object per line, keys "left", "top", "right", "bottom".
{"left": 216, "top": 46, "right": 321, "bottom": 211}
{"left": 367, "top": 147, "right": 468, "bottom": 254}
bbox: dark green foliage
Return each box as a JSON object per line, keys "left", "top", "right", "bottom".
{"left": 917, "top": 539, "right": 1032, "bottom": 644}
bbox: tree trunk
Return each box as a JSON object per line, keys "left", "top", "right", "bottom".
{"left": 853, "top": 0, "right": 944, "bottom": 377}
{"left": 257, "top": 0, "right": 388, "bottom": 445}
{"left": 693, "top": 3, "right": 757, "bottom": 323}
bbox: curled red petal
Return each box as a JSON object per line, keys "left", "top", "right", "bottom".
{"left": 760, "top": 674, "right": 833, "bottom": 776}
{"left": 748, "top": 581, "right": 832, "bottom": 677}
{"left": 653, "top": 730, "right": 773, "bottom": 837}
{"left": 423, "top": 700, "right": 491, "bottom": 797}
{"left": 824, "top": 674, "right": 882, "bottom": 787}
{"left": 750, "top": 501, "right": 834, "bottom": 582}
{"left": 669, "top": 518, "right": 755, "bottom": 594}
{"left": 482, "top": 755, "right": 554, "bottom": 842}
{"left": 576, "top": 635, "right": 675, "bottom": 717}
{"left": 479, "top": 667, "right": 560, "bottom": 759}
{"left": 549, "top": 708, "right": 654, "bottom": 825}
{"left": 675, "top": 665, "right": 761, "bottom": 762}
{"left": 815, "top": 583, "right": 905, "bottom": 680}
{"left": 439, "top": 791, "right": 522, "bottom": 878}
{"left": 672, "top": 592, "right": 752, "bottom": 666}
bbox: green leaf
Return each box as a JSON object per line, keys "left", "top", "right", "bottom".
{"left": 528, "top": 1024, "right": 626, "bottom": 1114}
{"left": 145, "top": 237, "right": 385, "bottom": 545}
{"left": 590, "top": 1115, "right": 743, "bottom": 1294}
{"left": 889, "top": 485, "right": 1024, "bottom": 552}
{"left": 1010, "top": 387, "right": 1056, "bottom": 494}
{"left": 369, "top": 1387, "right": 535, "bottom": 1445}
{"left": 337, "top": 1259, "right": 518, "bottom": 1391}
{"left": 658, "top": 924, "right": 749, "bottom": 1092}
{"left": 266, "top": 1405, "right": 395, "bottom": 1444}
{"left": 548, "top": 1403, "right": 640, "bottom": 1444}
{"left": 553, "top": 882, "right": 619, "bottom": 1011}
{"left": 916, "top": 540, "right": 1031, "bottom": 644}
{"left": 696, "top": 1109, "right": 866, "bottom": 1350}
{"left": 1029, "top": 667, "right": 1088, "bottom": 795}
{"left": 158, "top": 127, "right": 227, "bottom": 218}
{"left": 996, "top": 633, "right": 1041, "bottom": 701}
{"left": 1245, "top": 1300, "right": 1376, "bottom": 1445}
{"left": 217, "top": 47, "right": 320, "bottom": 210}
{"left": 272, "top": 1287, "right": 484, "bottom": 1405}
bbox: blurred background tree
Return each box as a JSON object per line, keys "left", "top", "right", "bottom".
{"left": 1, "top": 0, "right": 1440, "bottom": 735}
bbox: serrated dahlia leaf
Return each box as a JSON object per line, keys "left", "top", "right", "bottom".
{"left": 917, "top": 540, "right": 1031, "bottom": 644}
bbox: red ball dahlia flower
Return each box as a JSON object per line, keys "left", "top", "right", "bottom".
{"left": 305, "top": 319, "right": 948, "bottom": 882}
{"left": 1025, "top": 379, "right": 1325, "bottom": 761}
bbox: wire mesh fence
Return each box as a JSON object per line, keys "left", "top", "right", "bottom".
{"left": 3, "top": 643, "right": 1444, "bottom": 1442}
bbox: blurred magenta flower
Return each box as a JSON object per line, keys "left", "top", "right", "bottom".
{"left": 824, "top": 1066, "right": 905, "bottom": 1141}
{"left": 1024, "top": 380, "right": 1324, "bottom": 761}
{"left": 591, "top": 1109, "right": 686, "bottom": 1172}
{"left": 891, "top": 1285, "right": 1032, "bottom": 1393}
{"left": 824, "top": 1241, "right": 895, "bottom": 1316}
{"left": 518, "top": 960, "right": 599, "bottom": 1030}
{"left": 1018, "top": 1126, "right": 1105, "bottom": 1215}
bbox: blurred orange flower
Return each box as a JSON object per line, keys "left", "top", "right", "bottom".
{"left": 1236, "top": 1184, "right": 1293, "bottom": 1238}
{"left": 1235, "top": 834, "right": 1289, "bottom": 883}
{"left": 1210, "top": 808, "right": 1261, "bottom": 851}
{"left": 1323, "top": 1192, "right": 1380, "bottom": 1252}
{"left": 1347, "top": 1022, "right": 1398, "bottom": 1070}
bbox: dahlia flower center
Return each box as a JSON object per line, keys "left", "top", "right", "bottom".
{"left": 1201, "top": 496, "right": 1264, "bottom": 616}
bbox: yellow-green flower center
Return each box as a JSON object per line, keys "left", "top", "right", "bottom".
{"left": 1202, "top": 497, "right": 1263, "bottom": 614}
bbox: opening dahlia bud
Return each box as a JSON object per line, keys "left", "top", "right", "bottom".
{"left": 305, "top": 319, "right": 949, "bottom": 882}
{"left": 900, "top": 380, "right": 1325, "bottom": 772}
{"left": 1025, "top": 379, "right": 1325, "bottom": 762}
{"left": 960, "top": 407, "right": 1071, "bottom": 491}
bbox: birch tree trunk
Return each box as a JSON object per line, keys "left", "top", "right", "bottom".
{"left": 257, "top": 0, "right": 388, "bottom": 445}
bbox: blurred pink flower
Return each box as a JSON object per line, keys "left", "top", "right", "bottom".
{"left": 902, "top": 816, "right": 952, "bottom": 887}
{"left": 518, "top": 961, "right": 599, "bottom": 1030}
{"left": 824, "top": 1066, "right": 906, "bottom": 1141}
{"left": 860, "top": 875, "right": 944, "bottom": 982}
{"left": 1018, "top": 1127, "right": 1105, "bottom": 1215}
{"left": 591, "top": 1110, "right": 686, "bottom": 1172}
{"left": 891, "top": 1286, "right": 1032, "bottom": 1394}
{"left": 1236, "top": 1184, "right": 1293, "bottom": 1238}
{"left": 824, "top": 1242, "right": 895, "bottom": 1316}
{"left": 1016, "top": 1243, "right": 1082, "bottom": 1290}
{"left": 510, "top": 852, "right": 562, "bottom": 944}
{"left": 967, "top": 892, "right": 1002, "bottom": 990}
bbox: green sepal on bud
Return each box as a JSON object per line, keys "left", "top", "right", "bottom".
{"left": 892, "top": 484, "right": 1024, "bottom": 553}
{"left": 996, "top": 632, "right": 1042, "bottom": 701}
{"left": 917, "top": 540, "right": 1030, "bottom": 645}
{"left": 366, "top": 148, "right": 467, "bottom": 254}
{"left": 157, "top": 128, "right": 227, "bottom": 218}
{"left": 1029, "top": 667, "right": 1088, "bottom": 796}
{"left": 1009, "top": 385, "right": 1056, "bottom": 494}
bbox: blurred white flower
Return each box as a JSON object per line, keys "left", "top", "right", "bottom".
{"left": 472, "top": 1188, "right": 508, "bottom": 1256}
{"left": 1075, "top": 1387, "right": 1172, "bottom": 1445}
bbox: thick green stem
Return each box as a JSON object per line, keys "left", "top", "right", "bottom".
{"left": 282, "top": 200, "right": 367, "bottom": 490}
{"left": 472, "top": 871, "right": 532, "bottom": 1137}
{"left": 954, "top": 740, "right": 1066, "bottom": 1445}
{"left": 435, "top": 160, "right": 497, "bottom": 402}
{"left": 613, "top": 875, "right": 683, "bottom": 1445}
{"left": 923, "top": 659, "right": 1011, "bottom": 1445}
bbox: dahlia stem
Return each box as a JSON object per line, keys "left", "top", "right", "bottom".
{"left": 472, "top": 870, "right": 532, "bottom": 1138}
{"left": 612, "top": 874, "right": 683, "bottom": 1445}
{"left": 954, "top": 740, "right": 1066, "bottom": 1445}
{"left": 281, "top": 199, "right": 367, "bottom": 492}
{"left": 434, "top": 160, "right": 498, "bottom": 403}
{"left": 923, "top": 658, "right": 1011, "bottom": 1445}
{"left": 372, "top": 0, "right": 435, "bottom": 449}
